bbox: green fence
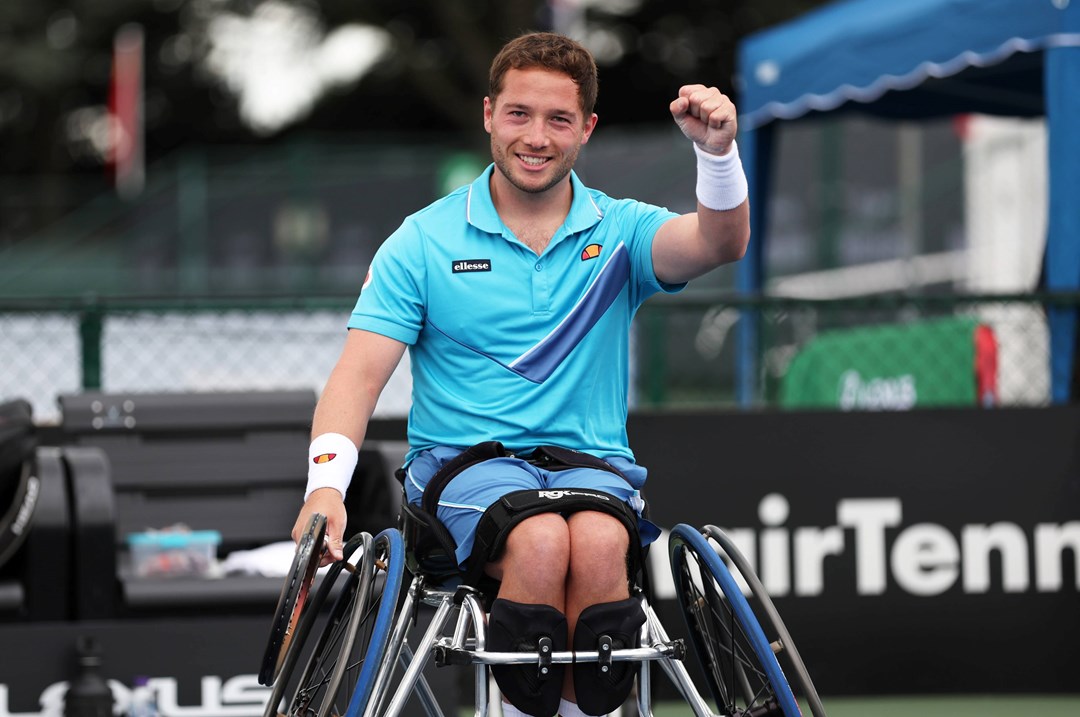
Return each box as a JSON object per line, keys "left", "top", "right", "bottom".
{"left": 1, "top": 293, "right": 1071, "bottom": 424}
{"left": 634, "top": 292, "right": 1065, "bottom": 410}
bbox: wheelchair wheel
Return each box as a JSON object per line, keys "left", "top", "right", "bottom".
{"left": 260, "top": 512, "right": 327, "bottom": 686}
{"left": 342, "top": 527, "right": 406, "bottom": 717}
{"left": 286, "top": 527, "right": 405, "bottom": 717}
{"left": 262, "top": 532, "right": 370, "bottom": 717}
{"left": 669, "top": 523, "right": 801, "bottom": 717}
{"left": 703, "top": 526, "right": 827, "bottom": 717}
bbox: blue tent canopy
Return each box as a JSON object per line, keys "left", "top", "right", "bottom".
{"left": 735, "top": 0, "right": 1080, "bottom": 402}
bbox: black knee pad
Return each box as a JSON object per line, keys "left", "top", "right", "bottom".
{"left": 572, "top": 597, "right": 646, "bottom": 716}
{"left": 488, "top": 599, "right": 568, "bottom": 717}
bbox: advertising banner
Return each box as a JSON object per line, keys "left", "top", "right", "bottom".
{"left": 779, "top": 317, "right": 998, "bottom": 410}
{"left": 628, "top": 406, "right": 1080, "bottom": 695}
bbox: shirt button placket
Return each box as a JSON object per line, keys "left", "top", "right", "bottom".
{"left": 531, "top": 260, "right": 550, "bottom": 313}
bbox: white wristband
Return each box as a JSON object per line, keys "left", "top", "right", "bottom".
{"left": 305, "top": 433, "right": 359, "bottom": 501}
{"left": 694, "top": 140, "right": 748, "bottom": 211}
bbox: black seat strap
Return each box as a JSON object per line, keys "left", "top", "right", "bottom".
{"left": 418, "top": 441, "right": 511, "bottom": 516}
{"left": 519, "top": 445, "right": 630, "bottom": 482}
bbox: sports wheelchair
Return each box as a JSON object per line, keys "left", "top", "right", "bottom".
{"left": 258, "top": 487, "right": 827, "bottom": 717}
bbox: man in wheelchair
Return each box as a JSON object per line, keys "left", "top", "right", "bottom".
{"left": 291, "top": 30, "right": 749, "bottom": 717}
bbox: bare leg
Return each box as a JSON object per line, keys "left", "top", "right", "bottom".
{"left": 488, "top": 511, "right": 629, "bottom": 708}
{"left": 488, "top": 514, "right": 572, "bottom": 715}
{"left": 489, "top": 512, "right": 571, "bottom": 607}
{"left": 563, "top": 511, "right": 630, "bottom": 701}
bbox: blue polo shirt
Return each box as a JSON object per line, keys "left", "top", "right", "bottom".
{"left": 349, "top": 165, "right": 682, "bottom": 464}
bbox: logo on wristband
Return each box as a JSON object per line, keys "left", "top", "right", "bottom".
{"left": 312, "top": 453, "right": 337, "bottom": 464}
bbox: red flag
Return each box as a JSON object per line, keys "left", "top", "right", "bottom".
{"left": 108, "top": 24, "right": 144, "bottom": 198}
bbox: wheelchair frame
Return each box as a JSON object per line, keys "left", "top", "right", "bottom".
{"left": 262, "top": 517, "right": 827, "bottom": 717}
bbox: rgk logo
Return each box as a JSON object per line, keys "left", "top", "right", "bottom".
{"left": 538, "top": 490, "right": 610, "bottom": 501}
{"left": 452, "top": 259, "right": 491, "bottom": 273}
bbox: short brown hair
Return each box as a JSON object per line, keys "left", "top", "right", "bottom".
{"left": 488, "top": 32, "right": 598, "bottom": 116}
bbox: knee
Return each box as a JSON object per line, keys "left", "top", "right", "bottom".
{"left": 568, "top": 512, "right": 630, "bottom": 573}
{"left": 503, "top": 513, "right": 571, "bottom": 573}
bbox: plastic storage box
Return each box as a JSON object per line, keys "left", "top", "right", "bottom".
{"left": 126, "top": 529, "right": 222, "bottom": 577}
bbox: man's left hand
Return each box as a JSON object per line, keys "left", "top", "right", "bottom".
{"left": 670, "top": 85, "right": 738, "bottom": 156}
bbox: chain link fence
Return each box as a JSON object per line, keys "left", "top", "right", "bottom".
{"left": 635, "top": 292, "right": 1067, "bottom": 409}
{"left": 0, "top": 297, "right": 414, "bottom": 424}
{"left": 1, "top": 293, "right": 1073, "bottom": 424}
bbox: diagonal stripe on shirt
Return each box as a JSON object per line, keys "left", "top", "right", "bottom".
{"left": 508, "top": 242, "right": 630, "bottom": 383}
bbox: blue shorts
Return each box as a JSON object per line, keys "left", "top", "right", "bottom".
{"left": 403, "top": 446, "right": 659, "bottom": 569}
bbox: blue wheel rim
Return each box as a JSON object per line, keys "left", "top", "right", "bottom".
{"left": 344, "top": 527, "right": 405, "bottom": 717}
{"left": 669, "top": 523, "right": 801, "bottom": 717}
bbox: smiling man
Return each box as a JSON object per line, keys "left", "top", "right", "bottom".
{"left": 293, "top": 31, "right": 750, "bottom": 717}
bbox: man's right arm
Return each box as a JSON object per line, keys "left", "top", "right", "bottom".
{"left": 292, "top": 328, "right": 407, "bottom": 561}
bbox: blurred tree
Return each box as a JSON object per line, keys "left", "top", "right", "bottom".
{"left": 0, "top": 0, "right": 831, "bottom": 176}
{"left": 309, "top": 0, "right": 834, "bottom": 137}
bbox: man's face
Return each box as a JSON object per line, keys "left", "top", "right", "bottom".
{"left": 484, "top": 67, "right": 598, "bottom": 196}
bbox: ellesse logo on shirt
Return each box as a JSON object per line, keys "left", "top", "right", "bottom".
{"left": 581, "top": 243, "right": 602, "bottom": 261}
{"left": 452, "top": 259, "right": 491, "bottom": 273}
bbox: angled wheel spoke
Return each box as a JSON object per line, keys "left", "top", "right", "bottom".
{"left": 669, "top": 525, "right": 800, "bottom": 717}
{"left": 703, "top": 526, "right": 828, "bottom": 717}
{"left": 261, "top": 528, "right": 405, "bottom": 717}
